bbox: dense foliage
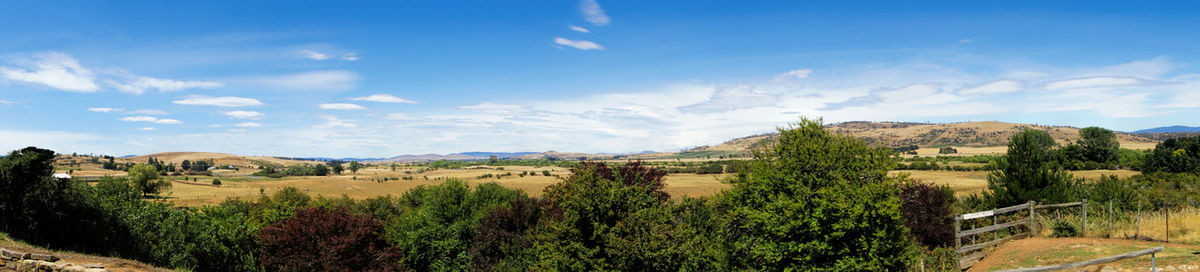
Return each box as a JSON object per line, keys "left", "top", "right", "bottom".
{"left": 720, "top": 118, "right": 913, "bottom": 271}
{"left": 898, "top": 179, "right": 956, "bottom": 248}
{"left": 258, "top": 207, "right": 401, "bottom": 271}
{"left": 1143, "top": 136, "right": 1200, "bottom": 174}
{"left": 985, "top": 129, "right": 1075, "bottom": 207}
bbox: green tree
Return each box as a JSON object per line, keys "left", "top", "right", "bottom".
{"left": 129, "top": 164, "right": 171, "bottom": 196}
{"left": 1142, "top": 136, "right": 1200, "bottom": 174}
{"left": 1077, "top": 127, "right": 1120, "bottom": 164}
{"left": 349, "top": 161, "right": 361, "bottom": 174}
{"left": 720, "top": 118, "right": 912, "bottom": 271}
{"left": 985, "top": 129, "right": 1074, "bottom": 206}
{"left": 313, "top": 164, "right": 330, "bottom": 176}
{"left": 181, "top": 159, "right": 191, "bottom": 171}
{"left": 385, "top": 180, "right": 521, "bottom": 271}
{"left": 331, "top": 162, "right": 344, "bottom": 175}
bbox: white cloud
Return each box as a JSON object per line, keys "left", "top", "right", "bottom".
{"left": 88, "top": 107, "right": 122, "bottom": 113}
{"left": 341, "top": 53, "right": 359, "bottom": 61}
{"left": 351, "top": 94, "right": 417, "bottom": 103}
{"left": 245, "top": 70, "right": 360, "bottom": 91}
{"left": 234, "top": 122, "right": 263, "bottom": 128}
{"left": 1044, "top": 76, "right": 1146, "bottom": 90}
{"left": 774, "top": 69, "right": 812, "bottom": 81}
{"left": 580, "top": 0, "right": 610, "bottom": 26}
{"left": 173, "top": 95, "right": 264, "bottom": 107}
{"left": 554, "top": 37, "right": 604, "bottom": 50}
{"left": 229, "top": 129, "right": 247, "bottom": 133}
{"left": 569, "top": 25, "right": 591, "bottom": 33}
{"left": 0, "top": 52, "right": 99, "bottom": 92}
{"left": 959, "top": 38, "right": 974, "bottom": 44}
{"left": 126, "top": 109, "right": 169, "bottom": 115}
{"left": 958, "top": 80, "right": 1023, "bottom": 95}
{"left": 0, "top": 99, "right": 12, "bottom": 105}
{"left": 139, "top": 127, "right": 156, "bottom": 131}
{"left": 0, "top": 130, "right": 105, "bottom": 153}
{"left": 679, "top": 85, "right": 778, "bottom": 114}
{"left": 119, "top": 116, "right": 182, "bottom": 125}
{"left": 314, "top": 116, "right": 356, "bottom": 128}
{"left": 102, "top": 70, "right": 224, "bottom": 95}
{"left": 300, "top": 50, "right": 332, "bottom": 60}
{"left": 459, "top": 102, "right": 526, "bottom": 112}
{"left": 319, "top": 103, "right": 366, "bottom": 110}
{"left": 223, "top": 110, "right": 265, "bottom": 119}
{"left": 385, "top": 113, "right": 415, "bottom": 120}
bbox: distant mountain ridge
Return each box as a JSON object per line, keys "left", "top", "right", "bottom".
{"left": 1132, "top": 126, "right": 1200, "bottom": 134}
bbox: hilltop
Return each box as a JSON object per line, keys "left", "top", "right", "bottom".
{"left": 662, "top": 121, "right": 1159, "bottom": 159}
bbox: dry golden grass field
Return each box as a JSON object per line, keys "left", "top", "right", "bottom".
{"left": 891, "top": 169, "right": 1141, "bottom": 197}
{"left": 164, "top": 165, "right": 731, "bottom": 207}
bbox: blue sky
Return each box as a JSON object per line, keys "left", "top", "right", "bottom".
{"left": 2, "top": 1, "right": 1200, "bottom": 157}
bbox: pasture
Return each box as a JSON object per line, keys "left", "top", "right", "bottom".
{"left": 164, "top": 165, "right": 731, "bottom": 207}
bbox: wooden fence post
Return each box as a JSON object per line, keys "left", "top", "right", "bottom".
{"left": 1081, "top": 199, "right": 1088, "bottom": 237}
{"left": 1107, "top": 201, "right": 1113, "bottom": 238}
{"left": 1136, "top": 201, "right": 1141, "bottom": 239}
{"left": 1166, "top": 205, "right": 1170, "bottom": 243}
{"left": 1028, "top": 201, "right": 1037, "bottom": 236}
{"left": 954, "top": 215, "right": 961, "bottom": 249}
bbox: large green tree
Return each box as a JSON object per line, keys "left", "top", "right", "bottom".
{"left": 720, "top": 118, "right": 912, "bottom": 271}
{"left": 1077, "top": 126, "right": 1120, "bottom": 164}
{"left": 129, "top": 164, "right": 171, "bottom": 196}
{"left": 985, "top": 129, "right": 1074, "bottom": 206}
{"left": 1143, "top": 136, "right": 1200, "bottom": 174}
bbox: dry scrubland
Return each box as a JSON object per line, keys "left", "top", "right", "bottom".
{"left": 891, "top": 169, "right": 1141, "bottom": 197}
{"left": 969, "top": 238, "right": 1200, "bottom": 271}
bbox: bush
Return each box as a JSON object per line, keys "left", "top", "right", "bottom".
{"left": 720, "top": 118, "right": 913, "bottom": 271}
{"left": 938, "top": 147, "right": 957, "bottom": 154}
{"left": 258, "top": 207, "right": 401, "bottom": 271}
{"left": 1051, "top": 221, "right": 1078, "bottom": 237}
{"left": 385, "top": 180, "right": 521, "bottom": 271}
{"left": 1143, "top": 136, "right": 1200, "bottom": 174}
{"left": 985, "top": 129, "right": 1075, "bottom": 207}
{"left": 212, "top": 179, "right": 222, "bottom": 185}
{"left": 899, "top": 180, "right": 956, "bottom": 248}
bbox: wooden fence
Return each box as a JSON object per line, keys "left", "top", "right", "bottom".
{"left": 955, "top": 200, "right": 1089, "bottom": 270}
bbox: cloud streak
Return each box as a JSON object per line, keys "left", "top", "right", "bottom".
{"left": 554, "top": 37, "right": 604, "bottom": 50}
{"left": 580, "top": 0, "right": 610, "bottom": 26}
{"left": 173, "top": 95, "right": 264, "bottom": 107}
{"left": 351, "top": 94, "right": 417, "bottom": 103}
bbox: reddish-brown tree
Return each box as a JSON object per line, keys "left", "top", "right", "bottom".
{"left": 258, "top": 207, "right": 403, "bottom": 271}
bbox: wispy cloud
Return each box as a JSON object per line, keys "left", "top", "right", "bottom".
{"left": 88, "top": 107, "right": 122, "bottom": 113}
{"left": 300, "top": 50, "right": 331, "bottom": 60}
{"left": 0, "top": 99, "right": 12, "bottom": 105}
{"left": 0, "top": 52, "right": 99, "bottom": 92}
{"left": 554, "top": 37, "right": 604, "bottom": 50}
{"left": 318, "top": 103, "right": 366, "bottom": 110}
{"left": 314, "top": 116, "right": 356, "bottom": 128}
{"left": 958, "top": 80, "right": 1023, "bottom": 95}
{"left": 140, "top": 127, "right": 156, "bottom": 131}
{"left": 1043, "top": 76, "right": 1147, "bottom": 90}
{"left": 126, "top": 109, "right": 169, "bottom": 115}
{"left": 351, "top": 94, "right": 417, "bottom": 103}
{"left": 119, "top": 116, "right": 182, "bottom": 125}
{"left": 774, "top": 69, "right": 812, "bottom": 81}
{"left": 569, "top": 25, "right": 590, "bottom": 33}
{"left": 234, "top": 122, "right": 263, "bottom": 128}
{"left": 102, "top": 69, "right": 224, "bottom": 95}
{"left": 340, "top": 53, "right": 359, "bottom": 61}
{"left": 244, "top": 70, "right": 360, "bottom": 91}
{"left": 223, "top": 110, "right": 264, "bottom": 119}
{"left": 580, "top": 0, "right": 610, "bottom": 26}
{"left": 173, "top": 95, "right": 264, "bottom": 107}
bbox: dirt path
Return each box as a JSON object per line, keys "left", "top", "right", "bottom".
{"left": 969, "top": 237, "right": 1200, "bottom": 272}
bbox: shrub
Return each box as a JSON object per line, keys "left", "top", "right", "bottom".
{"left": 1051, "top": 221, "right": 1078, "bottom": 237}
{"left": 938, "top": 147, "right": 957, "bottom": 154}
{"left": 212, "top": 179, "right": 222, "bottom": 185}
{"left": 469, "top": 197, "right": 546, "bottom": 271}
{"left": 258, "top": 207, "right": 401, "bottom": 271}
{"left": 719, "top": 118, "right": 913, "bottom": 271}
{"left": 899, "top": 179, "right": 956, "bottom": 248}
{"left": 985, "top": 129, "right": 1075, "bottom": 207}
{"left": 386, "top": 180, "right": 521, "bottom": 271}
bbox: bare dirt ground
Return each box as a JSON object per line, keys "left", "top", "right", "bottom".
{"left": 969, "top": 237, "right": 1200, "bottom": 272}
{"left": 0, "top": 234, "right": 164, "bottom": 272}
